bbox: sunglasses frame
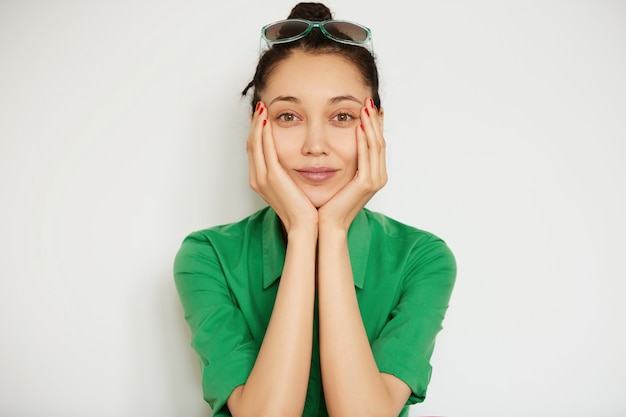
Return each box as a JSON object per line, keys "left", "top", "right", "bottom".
{"left": 260, "top": 18, "right": 373, "bottom": 54}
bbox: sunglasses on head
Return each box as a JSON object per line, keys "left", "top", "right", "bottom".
{"left": 260, "top": 18, "right": 373, "bottom": 54}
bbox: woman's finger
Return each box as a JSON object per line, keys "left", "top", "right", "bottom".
{"left": 359, "top": 101, "right": 379, "bottom": 183}
{"left": 356, "top": 108, "right": 371, "bottom": 186}
{"left": 260, "top": 114, "right": 281, "bottom": 171}
{"left": 361, "top": 98, "right": 387, "bottom": 187}
{"left": 248, "top": 102, "right": 269, "bottom": 183}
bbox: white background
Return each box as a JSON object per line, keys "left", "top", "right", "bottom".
{"left": 1, "top": 1, "right": 625, "bottom": 416}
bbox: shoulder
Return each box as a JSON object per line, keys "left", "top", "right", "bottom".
{"left": 363, "top": 208, "right": 456, "bottom": 271}
{"left": 184, "top": 207, "right": 271, "bottom": 244}
{"left": 174, "top": 207, "right": 272, "bottom": 271}
{"left": 363, "top": 208, "right": 449, "bottom": 245}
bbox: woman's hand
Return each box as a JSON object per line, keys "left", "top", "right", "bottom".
{"left": 247, "top": 102, "right": 319, "bottom": 234}
{"left": 318, "top": 98, "right": 387, "bottom": 231}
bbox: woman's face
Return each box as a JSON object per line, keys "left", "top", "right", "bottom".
{"left": 260, "top": 50, "right": 373, "bottom": 208}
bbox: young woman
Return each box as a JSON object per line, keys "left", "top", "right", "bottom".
{"left": 174, "top": 3, "right": 456, "bottom": 417}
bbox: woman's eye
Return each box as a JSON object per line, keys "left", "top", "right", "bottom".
{"left": 277, "top": 113, "right": 299, "bottom": 122}
{"left": 333, "top": 113, "right": 354, "bottom": 122}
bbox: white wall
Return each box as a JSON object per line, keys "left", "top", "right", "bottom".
{"left": 1, "top": 1, "right": 624, "bottom": 416}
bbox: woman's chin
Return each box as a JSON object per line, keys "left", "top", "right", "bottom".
{"left": 304, "top": 192, "right": 331, "bottom": 209}
{"left": 299, "top": 180, "right": 349, "bottom": 209}
{"left": 305, "top": 190, "right": 338, "bottom": 209}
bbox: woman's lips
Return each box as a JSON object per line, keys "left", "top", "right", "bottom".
{"left": 295, "top": 167, "right": 338, "bottom": 183}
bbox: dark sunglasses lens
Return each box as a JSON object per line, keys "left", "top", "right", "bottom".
{"left": 323, "top": 22, "right": 368, "bottom": 42}
{"left": 265, "top": 21, "right": 310, "bottom": 41}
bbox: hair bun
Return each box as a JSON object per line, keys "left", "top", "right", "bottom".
{"left": 287, "top": 2, "right": 333, "bottom": 21}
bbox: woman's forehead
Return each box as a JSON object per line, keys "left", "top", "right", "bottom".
{"left": 262, "top": 51, "right": 370, "bottom": 103}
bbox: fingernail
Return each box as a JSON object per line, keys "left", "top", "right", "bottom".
{"left": 365, "top": 108, "right": 370, "bottom": 117}
{"left": 255, "top": 102, "right": 261, "bottom": 112}
{"left": 370, "top": 98, "right": 378, "bottom": 113}
{"left": 259, "top": 107, "right": 264, "bottom": 115}
{"left": 360, "top": 124, "right": 364, "bottom": 131}
{"left": 263, "top": 119, "right": 267, "bottom": 127}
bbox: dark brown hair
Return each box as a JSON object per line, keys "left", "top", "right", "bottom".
{"left": 242, "top": 2, "right": 381, "bottom": 112}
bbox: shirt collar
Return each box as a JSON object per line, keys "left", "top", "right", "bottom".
{"left": 262, "top": 208, "right": 371, "bottom": 289}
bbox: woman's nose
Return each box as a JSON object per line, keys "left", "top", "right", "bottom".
{"left": 302, "top": 124, "right": 329, "bottom": 155}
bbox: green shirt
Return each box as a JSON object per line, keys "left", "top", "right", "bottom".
{"left": 174, "top": 207, "right": 456, "bottom": 417}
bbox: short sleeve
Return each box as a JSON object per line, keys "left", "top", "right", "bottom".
{"left": 371, "top": 236, "right": 456, "bottom": 404}
{"left": 173, "top": 231, "right": 259, "bottom": 416}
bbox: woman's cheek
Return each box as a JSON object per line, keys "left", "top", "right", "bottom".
{"left": 336, "top": 129, "right": 358, "bottom": 153}
{"left": 272, "top": 130, "right": 300, "bottom": 163}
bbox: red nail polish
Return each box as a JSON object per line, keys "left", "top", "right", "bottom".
{"left": 360, "top": 124, "right": 364, "bottom": 131}
{"left": 256, "top": 102, "right": 261, "bottom": 112}
{"left": 259, "top": 107, "right": 264, "bottom": 115}
{"left": 369, "top": 98, "right": 374, "bottom": 108}
{"left": 263, "top": 119, "right": 267, "bottom": 127}
{"left": 365, "top": 108, "right": 370, "bottom": 117}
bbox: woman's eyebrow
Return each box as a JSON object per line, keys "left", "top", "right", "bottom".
{"left": 269, "top": 95, "right": 300, "bottom": 106}
{"left": 268, "top": 95, "right": 361, "bottom": 106}
{"left": 328, "top": 95, "right": 361, "bottom": 105}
